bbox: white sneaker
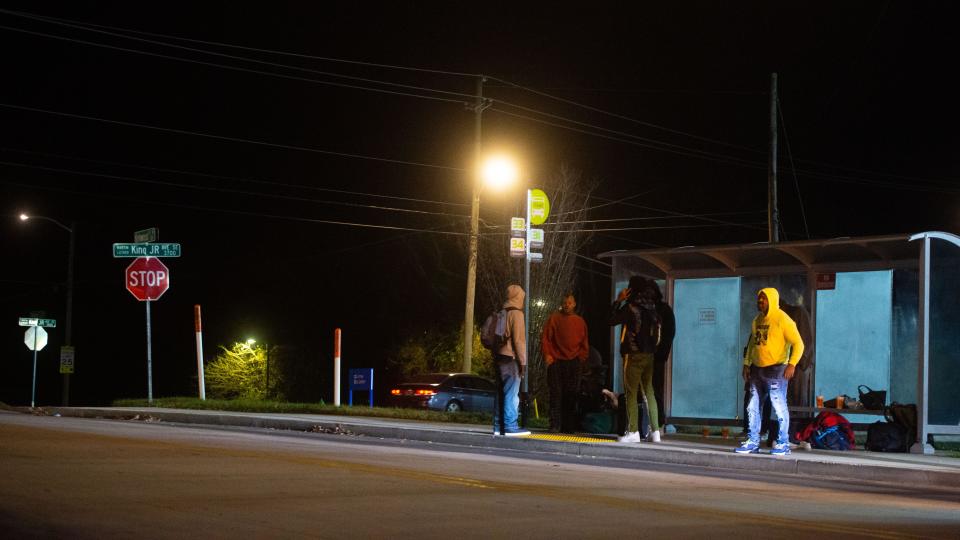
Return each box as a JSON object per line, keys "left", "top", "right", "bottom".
{"left": 647, "top": 430, "right": 661, "bottom": 443}
{"left": 618, "top": 431, "right": 641, "bottom": 443}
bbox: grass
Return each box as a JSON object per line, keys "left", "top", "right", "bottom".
{"left": 111, "top": 396, "right": 550, "bottom": 429}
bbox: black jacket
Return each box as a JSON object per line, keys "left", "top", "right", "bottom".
{"left": 609, "top": 299, "right": 661, "bottom": 356}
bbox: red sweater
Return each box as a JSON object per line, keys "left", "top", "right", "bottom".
{"left": 540, "top": 311, "right": 589, "bottom": 365}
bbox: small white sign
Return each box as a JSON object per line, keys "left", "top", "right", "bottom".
{"left": 510, "top": 217, "right": 526, "bottom": 238}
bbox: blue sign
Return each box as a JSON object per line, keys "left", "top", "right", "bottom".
{"left": 348, "top": 368, "right": 374, "bottom": 407}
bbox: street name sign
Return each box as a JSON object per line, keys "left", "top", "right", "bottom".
{"left": 19, "top": 317, "right": 56, "bottom": 327}
{"left": 113, "top": 243, "right": 181, "bottom": 258}
{"left": 126, "top": 257, "right": 171, "bottom": 301}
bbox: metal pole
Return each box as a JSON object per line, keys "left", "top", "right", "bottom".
{"left": 146, "top": 299, "right": 153, "bottom": 404}
{"left": 62, "top": 221, "right": 75, "bottom": 406}
{"left": 194, "top": 304, "right": 205, "bottom": 400}
{"left": 768, "top": 72, "right": 780, "bottom": 243}
{"left": 523, "top": 189, "right": 531, "bottom": 394}
{"left": 31, "top": 328, "right": 39, "bottom": 408}
{"left": 462, "top": 75, "right": 485, "bottom": 374}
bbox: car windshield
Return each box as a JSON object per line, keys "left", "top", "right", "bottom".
{"left": 405, "top": 374, "right": 451, "bottom": 385}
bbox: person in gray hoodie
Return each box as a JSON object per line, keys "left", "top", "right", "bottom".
{"left": 493, "top": 284, "right": 530, "bottom": 436}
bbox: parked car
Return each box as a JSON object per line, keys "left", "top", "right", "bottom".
{"left": 390, "top": 373, "right": 497, "bottom": 413}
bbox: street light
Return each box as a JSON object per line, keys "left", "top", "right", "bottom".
{"left": 462, "top": 155, "right": 518, "bottom": 373}
{"left": 19, "top": 213, "right": 76, "bottom": 406}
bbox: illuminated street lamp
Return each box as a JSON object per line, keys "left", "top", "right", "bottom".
{"left": 19, "top": 213, "right": 76, "bottom": 406}
{"left": 462, "top": 155, "right": 518, "bottom": 373}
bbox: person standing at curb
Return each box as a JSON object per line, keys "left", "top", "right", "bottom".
{"left": 736, "top": 287, "right": 804, "bottom": 456}
{"left": 650, "top": 281, "right": 675, "bottom": 432}
{"left": 493, "top": 284, "right": 531, "bottom": 437}
{"left": 541, "top": 291, "right": 590, "bottom": 433}
{"left": 609, "top": 276, "right": 663, "bottom": 443}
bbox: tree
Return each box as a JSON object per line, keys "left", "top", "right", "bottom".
{"left": 477, "top": 165, "right": 597, "bottom": 408}
{"left": 205, "top": 342, "right": 280, "bottom": 399}
{"left": 390, "top": 323, "right": 495, "bottom": 380}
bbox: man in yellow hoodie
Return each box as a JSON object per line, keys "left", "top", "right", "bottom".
{"left": 735, "top": 287, "right": 805, "bottom": 456}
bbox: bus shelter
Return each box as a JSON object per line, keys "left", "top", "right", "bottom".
{"left": 599, "top": 231, "right": 960, "bottom": 454}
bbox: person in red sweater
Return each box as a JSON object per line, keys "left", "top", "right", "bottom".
{"left": 541, "top": 292, "right": 590, "bottom": 433}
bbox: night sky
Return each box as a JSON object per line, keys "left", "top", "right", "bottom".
{"left": 2, "top": 3, "right": 957, "bottom": 406}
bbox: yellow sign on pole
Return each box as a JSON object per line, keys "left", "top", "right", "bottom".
{"left": 529, "top": 189, "right": 550, "bottom": 225}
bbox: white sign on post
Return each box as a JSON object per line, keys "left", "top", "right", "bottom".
{"left": 24, "top": 326, "right": 48, "bottom": 351}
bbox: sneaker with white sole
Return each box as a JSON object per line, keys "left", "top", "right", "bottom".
{"left": 618, "top": 431, "right": 641, "bottom": 443}
{"left": 647, "top": 430, "right": 661, "bottom": 443}
{"left": 770, "top": 442, "right": 791, "bottom": 456}
{"left": 734, "top": 440, "right": 760, "bottom": 454}
{"left": 503, "top": 427, "right": 531, "bottom": 437}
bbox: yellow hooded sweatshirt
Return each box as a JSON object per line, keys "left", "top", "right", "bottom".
{"left": 744, "top": 287, "right": 805, "bottom": 367}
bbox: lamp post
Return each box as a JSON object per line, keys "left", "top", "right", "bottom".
{"left": 462, "top": 156, "right": 518, "bottom": 373}
{"left": 19, "top": 213, "right": 75, "bottom": 406}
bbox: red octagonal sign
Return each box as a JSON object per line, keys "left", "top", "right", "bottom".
{"left": 126, "top": 257, "right": 170, "bottom": 301}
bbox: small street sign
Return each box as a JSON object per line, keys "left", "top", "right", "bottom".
{"left": 510, "top": 238, "right": 526, "bottom": 258}
{"left": 134, "top": 227, "right": 158, "bottom": 243}
{"left": 113, "top": 243, "right": 181, "bottom": 258}
{"left": 126, "top": 257, "right": 171, "bottom": 301}
{"left": 510, "top": 217, "right": 526, "bottom": 238}
{"left": 24, "top": 326, "right": 48, "bottom": 351}
{"left": 60, "top": 346, "right": 75, "bottom": 374}
{"left": 529, "top": 252, "right": 544, "bottom": 264}
{"left": 18, "top": 317, "right": 56, "bottom": 327}
{"left": 529, "top": 228, "right": 544, "bottom": 249}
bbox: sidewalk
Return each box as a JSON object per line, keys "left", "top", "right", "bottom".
{"left": 45, "top": 406, "right": 960, "bottom": 491}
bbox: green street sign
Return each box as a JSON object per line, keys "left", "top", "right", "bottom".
{"left": 113, "top": 243, "right": 181, "bottom": 258}
{"left": 18, "top": 317, "right": 56, "bottom": 328}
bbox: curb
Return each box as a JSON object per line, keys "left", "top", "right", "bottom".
{"left": 46, "top": 407, "right": 960, "bottom": 490}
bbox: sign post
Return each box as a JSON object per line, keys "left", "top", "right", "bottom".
{"left": 348, "top": 368, "right": 374, "bottom": 407}
{"left": 125, "top": 257, "right": 171, "bottom": 403}
{"left": 521, "top": 189, "right": 549, "bottom": 426}
{"left": 21, "top": 317, "right": 54, "bottom": 408}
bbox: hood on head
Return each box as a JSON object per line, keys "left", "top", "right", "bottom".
{"left": 504, "top": 284, "right": 525, "bottom": 310}
{"left": 759, "top": 287, "right": 781, "bottom": 316}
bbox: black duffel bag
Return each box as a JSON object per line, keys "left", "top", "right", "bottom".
{"left": 865, "top": 421, "right": 906, "bottom": 452}
{"left": 858, "top": 385, "right": 887, "bottom": 410}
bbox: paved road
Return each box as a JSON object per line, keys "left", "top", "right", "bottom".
{"left": 2, "top": 411, "right": 958, "bottom": 539}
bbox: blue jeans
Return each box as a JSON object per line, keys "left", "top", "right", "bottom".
{"left": 746, "top": 364, "right": 790, "bottom": 445}
{"left": 493, "top": 355, "right": 521, "bottom": 433}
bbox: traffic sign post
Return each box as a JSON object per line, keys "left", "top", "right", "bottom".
{"left": 125, "top": 257, "right": 171, "bottom": 403}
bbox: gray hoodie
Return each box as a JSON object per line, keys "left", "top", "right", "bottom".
{"left": 497, "top": 284, "right": 527, "bottom": 366}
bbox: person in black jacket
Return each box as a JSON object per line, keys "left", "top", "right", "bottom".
{"left": 650, "top": 281, "right": 676, "bottom": 431}
{"left": 609, "top": 276, "right": 663, "bottom": 443}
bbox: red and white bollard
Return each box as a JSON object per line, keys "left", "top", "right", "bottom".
{"left": 334, "top": 328, "right": 342, "bottom": 407}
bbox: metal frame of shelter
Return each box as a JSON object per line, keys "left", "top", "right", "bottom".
{"left": 599, "top": 231, "right": 960, "bottom": 454}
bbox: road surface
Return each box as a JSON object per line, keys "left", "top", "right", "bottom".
{"left": 1, "top": 411, "right": 958, "bottom": 539}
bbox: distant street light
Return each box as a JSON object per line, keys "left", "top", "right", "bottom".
{"left": 462, "top": 155, "right": 518, "bottom": 373}
{"left": 19, "top": 213, "right": 76, "bottom": 406}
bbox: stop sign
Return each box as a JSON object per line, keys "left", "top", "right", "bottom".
{"left": 126, "top": 257, "right": 170, "bottom": 301}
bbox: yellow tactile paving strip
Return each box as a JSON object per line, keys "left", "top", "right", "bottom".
{"left": 524, "top": 433, "right": 615, "bottom": 443}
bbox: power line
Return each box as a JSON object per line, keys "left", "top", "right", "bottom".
{"left": 0, "top": 9, "right": 479, "bottom": 101}
{"left": 0, "top": 102, "right": 465, "bottom": 171}
{"left": 0, "top": 8, "right": 481, "bottom": 78}
{"left": 0, "top": 24, "right": 471, "bottom": 106}
{"left": 0, "top": 160, "right": 472, "bottom": 219}
{"left": 1, "top": 178, "right": 469, "bottom": 236}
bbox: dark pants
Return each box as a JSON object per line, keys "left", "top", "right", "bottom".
{"left": 548, "top": 358, "right": 581, "bottom": 433}
{"left": 653, "top": 358, "right": 666, "bottom": 428}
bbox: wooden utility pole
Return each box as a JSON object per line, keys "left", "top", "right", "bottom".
{"left": 463, "top": 75, "right": 485, "bottom": 373}
{"left": 768, "top": 72, "right": 780, "bottom": 243}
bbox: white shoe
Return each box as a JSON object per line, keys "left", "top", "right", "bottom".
{"left": 647, "top": 430, "right": 661, "bottom": 443}
{"left": 618, "top": 431, "right": 641, "bottom": 443}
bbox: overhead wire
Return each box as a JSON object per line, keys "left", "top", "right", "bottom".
{"left": 777, "top": 98, "right": 811, "bottom": 239}
{"left": 0, "top": 160, "right": 472, "bottom": 219}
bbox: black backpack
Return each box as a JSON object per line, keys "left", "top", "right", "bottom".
{"left": 865, "top": 403, "right": 917, "bottom": 452}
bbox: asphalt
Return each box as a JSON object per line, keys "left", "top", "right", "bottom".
{"left": 37, "top": 406, "right": 960, "bottom": 491}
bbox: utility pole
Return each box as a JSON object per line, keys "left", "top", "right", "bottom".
{"left": 768, "top": 72, "right": 780, "bottom": 243}
{"left": 463, "top": 75, "right": 486, "bottom": 374}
